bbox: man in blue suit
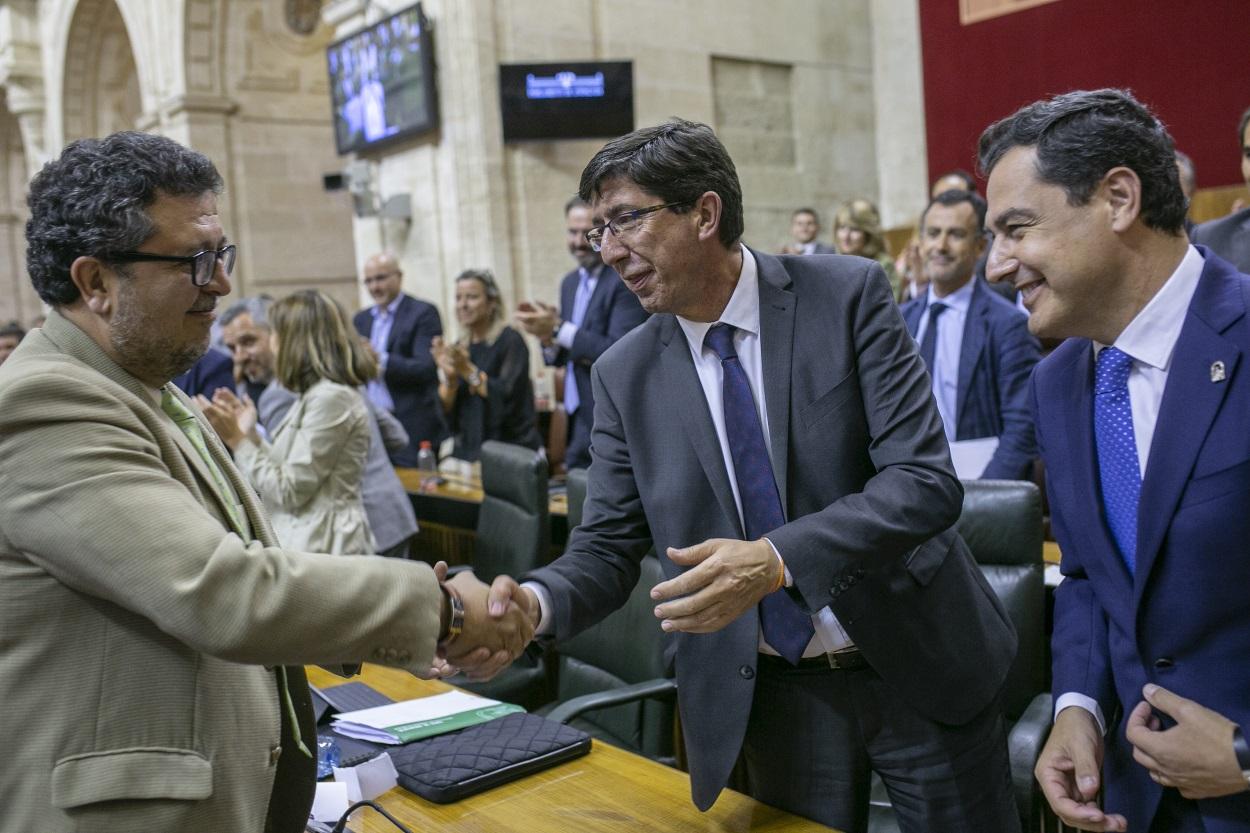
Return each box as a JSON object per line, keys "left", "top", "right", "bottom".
{"left": 353, "top": 251, "right": 446, "bottom": 467}
{"left": 900, "top": 189, "right": 1039, "bottom": 479}
{"left": 981, "top": 88, "right": 1250, "bottom": 832}
{"left": 514, "top": 197, "right": 647, "bottom": 470}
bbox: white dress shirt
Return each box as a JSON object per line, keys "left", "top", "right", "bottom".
{"left": 914, "top": 279, "right": 975, "bottom": 442}
{"left": 1056, "top": 244, "right": 1204, "bottom": 731}
{"left": 527, "top": 248, "right": 853, "bottom": 657}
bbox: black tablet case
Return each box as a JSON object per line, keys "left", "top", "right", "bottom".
{"left": 389, "top": 712, "right": 592, "bottom": 803}
{"left": 312, "top": 681, "right": 591, "bottom": 801}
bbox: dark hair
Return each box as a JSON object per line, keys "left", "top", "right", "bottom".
{"left": 455, "top": 268, "right": 503, "bottom": 323}
{"left": 792, "top": 207, "right": 820, "bottom": 223}
{"left": 978, "top": 88, "right": 1186, "bottom": 234}
{"left": 578, "top": 118, "right": 744, "bottom": 247}
{"left": 1239, "top": 106, "right": 1250, "bottom": 147}
{"left": 934, "top": 169, "right": 977, "bottom": 192}
{"left": 0, "top": 320, "right": 24, "bottom": 341}
{"left": 25, "top": 131, "right": 223, "bottom": 307}
{"left": 564, "top": 195, "right": 590, "bottom": 215}
{"left": 921, "top": 189, "right": 987, "bottom": 235}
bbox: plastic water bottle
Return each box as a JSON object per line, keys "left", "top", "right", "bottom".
{"left": 416, "top": 440, "right": 437, "bottom": 488}
{"left": 316, "top": 737, "right": 341, "bottom": 779}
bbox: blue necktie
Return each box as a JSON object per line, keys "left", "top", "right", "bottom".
{"left": 1094, "top": 346, "right": 1140, "bottom": 573}
{"left": 918, "top": 302, "right": 947, "bottom": 372}
{"left": 704, "top": 323, "right": 815, "bottom": 664}
{"left": 565, "top": 268, "right": 593, "bottom": 415}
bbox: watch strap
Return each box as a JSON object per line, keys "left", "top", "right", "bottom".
{"left": 440, "top": 582, "right": 464, "bottom": 647}
{"left": 1234, "top": 725, "right": 1250, "bottom": 785}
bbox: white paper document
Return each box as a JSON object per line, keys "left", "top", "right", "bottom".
{"left": 949, "top": 437, "right": 999, "bottom": 479}
{"left": 331, "top": 689, "right": 523, "bottom": 744}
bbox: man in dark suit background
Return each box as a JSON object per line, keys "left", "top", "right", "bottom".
{"left": 353, "top": 251, "right": 446, "bottom": 466}
{"left": 1193, "top": 106, "right": 1250, "bottom": 273}
{"left": 514, "top": 197, "right": 647, "bottom": 470}
{"left": 490, "top": 119, "right": 1018, "bottom": 832}
{"left": 982, "top": 88, "right": 1250, "bottom": 833}
{"left": 779, "top": 207, "right": 836, "bottom": 255}
{"left": 900, "top": 189, "right": 1040, "bottom": 479}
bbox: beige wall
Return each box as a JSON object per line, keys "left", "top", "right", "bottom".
{"left": 330, "top": 0, "right": 906, "bottom": 334}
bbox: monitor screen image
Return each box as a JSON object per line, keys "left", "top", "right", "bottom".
{"left": 499, "top": 61, "right": 634, "bottom": 142}
{"left": 326, "top": 2, "right": 438, "bottom": 155}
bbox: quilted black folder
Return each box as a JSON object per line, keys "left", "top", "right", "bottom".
{"left": 389, "top": 712, "right": 591, "bottom": 803}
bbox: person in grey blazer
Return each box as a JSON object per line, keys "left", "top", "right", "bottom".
{"left": 223, "top": 296, "right": 419, "bottom": 558}
{"left": 1193, "top": 106, "right": 1250, "bottom": 273}
{"left": 487, "top": 120, "right": 1018, "bottom": 831}
{"left": 0, "top": 131, "right": 532, "bottom": 833}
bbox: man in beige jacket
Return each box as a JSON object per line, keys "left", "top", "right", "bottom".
{"left": 0, "top": 132, "right": 532, "bottom": 833}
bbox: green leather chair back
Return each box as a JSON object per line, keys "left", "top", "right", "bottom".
{"left": 473, "top": 440, "right": 550, "bottom": 580}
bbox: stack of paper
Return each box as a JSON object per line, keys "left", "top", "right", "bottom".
{"left": 331, "top": 690, "right": 524, "bottom": 744}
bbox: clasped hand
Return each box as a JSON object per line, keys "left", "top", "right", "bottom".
{"left": 438, "top": 570, "right": 539, "bottom": 682}
{"left": 195, "top": 388, "right": 258, "bottom": 451}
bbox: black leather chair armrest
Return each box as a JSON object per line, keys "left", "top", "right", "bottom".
{"left": 546, "top": 678, "right": 677, "bottom": 725}
{"left": 1008, "top": 692, "right": 1053, "bottom": 823}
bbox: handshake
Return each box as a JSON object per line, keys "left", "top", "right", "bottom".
{"left": 431, "top": 564, "right": 538, "bottom": 682}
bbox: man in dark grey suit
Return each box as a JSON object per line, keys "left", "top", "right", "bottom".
{"left": 1194, "top": 106, "right": 1250, "bottom": 272}
{"left": 514, "top": 197, "right": 648, "bottom": 470}
{"left": 488, "top": 119, "right": 1018, "bottom": 832}
{"left": 221, "top": 296, "right": 418, "bottom": 558}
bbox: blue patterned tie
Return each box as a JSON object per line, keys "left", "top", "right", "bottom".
{"left": 565, "top": 268, "right": 593, "bottom": 415}
{"left": 918, "top": 302, "right": 947, "bottom": 372}
{"left": 705, "top": 324, "right": 815, "bottom": 664}
{"left": 1094, "top": 347, "right": 1140, "bottom": 573}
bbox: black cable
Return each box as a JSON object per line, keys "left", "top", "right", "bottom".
{"left": 330, "top": 799, "right": 416, "bottom": 833}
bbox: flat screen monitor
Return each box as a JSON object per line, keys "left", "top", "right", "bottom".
{"left": 326, "top": 2, "right": 438, "bottom": 155}
{"left": 499, "top": 61, "right": 633, "bottom": 142}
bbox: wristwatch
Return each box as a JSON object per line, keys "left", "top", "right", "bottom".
{"left": 1234, "top": 726, "right": 1250, "bottom": 788}
{"left": 439, "top": 583, "right": 464, "bottom": 647}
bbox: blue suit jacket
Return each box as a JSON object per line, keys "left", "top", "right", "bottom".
{"left": 1037, "top": 249, "right": 1250, "bottom": 832}
{"left": 546, "top": 265, "right": 647, "bottom": 469}
{"left": 901, "top": 279, "right": 1039, "bottom": 479}
{"left": 353, "top": 293, "right": 446, "bottom": 467}
{"left": 171, "top": 347, "right": 236, "bottom": 399}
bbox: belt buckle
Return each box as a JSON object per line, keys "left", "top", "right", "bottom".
{"left": 825, "top": 650, "right": 856, "bottom": 670}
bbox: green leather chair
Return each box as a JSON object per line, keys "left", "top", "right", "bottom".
{"left": 869, "top": 479, "right": 1050, "bottom": 833}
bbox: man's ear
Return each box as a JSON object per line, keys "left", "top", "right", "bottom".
{"left": 69, "top": 256, "right": 115, "bottom": 316}
{"left": 1102, "top": 166, "right": 1142, "bottom": 233}
{"left": 694, "top": 190, "right": 723, "bottom": 243}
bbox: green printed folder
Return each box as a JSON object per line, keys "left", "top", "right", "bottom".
{"left": 331, "top": 690, "right": 525, "bottom": 744}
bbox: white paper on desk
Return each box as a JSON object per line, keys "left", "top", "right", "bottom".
{"left": 333, "top": 752, "right": 397, "bottom": 803}
{"left": 332, "top": 689, "right": 516, "bottom": 744}
{"left": 310, "top": 781, "right": 350, "bottom": 823}
{"left": 949, "top": 437, "right": 999, "bottom": 479}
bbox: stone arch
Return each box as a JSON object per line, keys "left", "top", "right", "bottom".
{"left": 0, "top": 92, "right": 39, "bottom": 325}
{"left": 60, "top": 0, "right": 143, "bottom": 141}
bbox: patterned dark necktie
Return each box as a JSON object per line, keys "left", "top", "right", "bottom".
{"left": 918, "top": 301, "right": 948, "bottom": 372}
{"left": 704, "top": 323, "right": 815, "bottom": 664}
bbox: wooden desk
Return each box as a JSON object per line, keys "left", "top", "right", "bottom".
{"left": 396, "top": 467, "right": 568, "bottom": 566}
{"left": 307, "top": 665, "right": 835, "bottom": 833}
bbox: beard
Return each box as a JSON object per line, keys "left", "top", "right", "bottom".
{"left": 110, "top": 284, "right": 210, "bottom": 384}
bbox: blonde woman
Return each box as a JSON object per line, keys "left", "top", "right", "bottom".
{"left": 201, "top": 289, "right": 377, "bottom": 554}
{"left": 833, "top": 198, "right": 901, "bottom": 299}
{"left": 431, "top": 269, "right": 541, "bottom": 462}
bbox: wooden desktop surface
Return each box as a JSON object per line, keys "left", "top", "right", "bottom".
{"left": 306, "top": 665, "right": 835, "bottom": 833}
{"left": 395, "top": 467, "right": 568, "bottom": 517}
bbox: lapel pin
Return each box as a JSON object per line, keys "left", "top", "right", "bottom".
{"left": 1210, "top": 361, "right": 1226, "bottom": 383}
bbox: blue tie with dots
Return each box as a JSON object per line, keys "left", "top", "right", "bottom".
{"left": 704, "top": 323, "right": 815, "bottom": 664}
{"left": 1094, "top": 346, "right": 1140, "bottom": 573}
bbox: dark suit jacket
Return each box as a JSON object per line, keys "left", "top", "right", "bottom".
{"left": 171, "top": 347, "right": 236, "bottom": 399}
{"left": 528, "top": 249, "right": 1015, "bottom": 809}
{"left": 901, "top": 279, "right": 1040, "bottom": 479}
{"left": 1038, "top": 249, "right": 1250, "bottom": 833}
{"left": 353, "top": 294, "right": 446, "bottom": 467}
{"left": 1194, "top": 207, "right": 1250, "bottom": 275}
{"left": 546, "top": 265, "right": 647, "bottom": 469}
